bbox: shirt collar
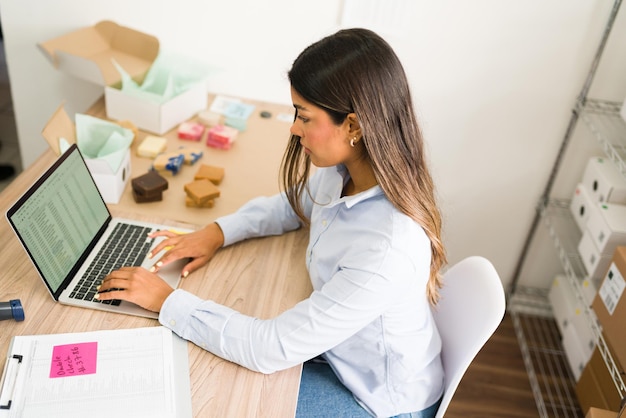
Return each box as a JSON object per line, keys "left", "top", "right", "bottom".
{"left": 329, "top": 165, "right": 384, "bottom": 208}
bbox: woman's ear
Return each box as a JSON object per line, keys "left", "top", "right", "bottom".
{"left": 346, "top": 113, "right": 362, "bottom": 139}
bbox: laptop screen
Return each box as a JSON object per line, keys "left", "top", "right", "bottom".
{"left": 6, "top": 144, "right": 110, "bottom": 297}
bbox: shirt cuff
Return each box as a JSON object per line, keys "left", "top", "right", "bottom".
{"left": 158, "top": 288, "right": 243, "bottom": 357}
{"left": 159, "top": 289, "right": 203, "bottom": 334}
{"left": 214, "top": 213, "right": 244, "bottom": 247}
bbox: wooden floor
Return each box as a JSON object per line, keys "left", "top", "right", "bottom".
{"left": 445, "top": 313, "right": 545, "bottom": 418}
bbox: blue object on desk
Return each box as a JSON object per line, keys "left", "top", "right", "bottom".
{"left": 224, "top": 102, "right": 255, "bottom": 131}
{"left": 0, "top": 299, "right": 25, "bottom": 321}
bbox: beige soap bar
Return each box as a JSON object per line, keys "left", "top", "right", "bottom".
{"left": 137, "top": 135, "right": 167, "bottom": 158}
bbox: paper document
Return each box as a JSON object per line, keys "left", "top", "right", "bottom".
{"left": 0, "top": 326, "right": 191, "bottom": 418}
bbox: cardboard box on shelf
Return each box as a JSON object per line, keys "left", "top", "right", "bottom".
{"left": 41, "top": 104, "right": 131, "bottom": 204}
{"left": 39, "top": 20, "right": 207, "bottom": 135}
{"left": 576, "top": 341, "right": 623, "bottom": 415}
{"left": 586, "top": 407, "right": 618, "bottom": 418}
{"left": 592, "top": 246, "right": 626, "bottom": 368}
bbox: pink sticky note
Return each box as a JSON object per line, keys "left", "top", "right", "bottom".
{"left": 49, "top": 342, "right": 98, "bottom": 378}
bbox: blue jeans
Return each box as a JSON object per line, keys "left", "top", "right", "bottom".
{"left": 296, "top": 359, "right": 441, "bottom": 418}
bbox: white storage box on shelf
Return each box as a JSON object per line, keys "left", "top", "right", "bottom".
{"left": 581, "top": 157, "right": 626, "bottom": 205}
{"left": 578, "top": 230, "right": 613, "bottom": 282}
{"left": 549, "top": 275, "right": 596, "bottom": 382}
{"left": 570, "top": 183, "right": 594, "bottom": 231}
{"left": 561, "top": 321, "right": 591, "bottom": 381}
{"left": 549, "top": 275, "right": 578, "bottom": 335}
{"left": 586, "top": 202, "right": 626, "bottom": 256}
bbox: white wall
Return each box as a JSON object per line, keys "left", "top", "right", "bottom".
{"left": 1, "top": 0, "right": 625, "bottom": 291}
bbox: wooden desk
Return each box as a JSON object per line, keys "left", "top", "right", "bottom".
{"left": 0, "top": 96, "right": 312, "bottom": 417}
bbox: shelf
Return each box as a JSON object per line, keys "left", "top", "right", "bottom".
{"left": 539, "top": 199, "right": 625, "bottom": 399}
{"left": 510, "top": 199, "right": 626, "bottom": 417}
{"left": 511, "top": 3, "right": 625, "bottom": 415}
{"left": 511, "top": 309, "right": 583, "bottom": 418}
{"left": 579, "top": 99, "right": 626, "bottom": 177}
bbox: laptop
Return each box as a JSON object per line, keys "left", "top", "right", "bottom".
{"left": 6, "top": 143, "right": 191, "bottom": 319}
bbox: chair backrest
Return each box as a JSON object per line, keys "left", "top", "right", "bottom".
{"left": 432, "top": 256, "right": 506, "bottom": 418}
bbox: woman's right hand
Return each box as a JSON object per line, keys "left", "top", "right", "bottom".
{"left": 147, "top": 222, "right": 225, "bottom": 278}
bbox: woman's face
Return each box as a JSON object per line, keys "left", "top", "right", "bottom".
{"left": 289, "top": 87, "right": 352, "bottom": 168}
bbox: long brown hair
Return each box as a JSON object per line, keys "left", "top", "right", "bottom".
{"left": 281, "top": 28, "right": 446, "bottom": 305}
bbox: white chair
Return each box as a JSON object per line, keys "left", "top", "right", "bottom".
{"left": 432, "top": 256, "right": 506, "bottom": 418}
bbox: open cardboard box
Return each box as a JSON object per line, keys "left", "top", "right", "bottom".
{"left": 41, "top": 104, "right": 131, "bottom": 204}
{"left": 39, "top": 20, "right": 207, "bottom": 135}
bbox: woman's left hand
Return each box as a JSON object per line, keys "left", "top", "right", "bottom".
{"left": 96, "top": 267, "right": 173, "bottom": 312}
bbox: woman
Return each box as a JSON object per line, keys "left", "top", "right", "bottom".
{"left": 98, "top": 28, "right": 447, "bottom": 418}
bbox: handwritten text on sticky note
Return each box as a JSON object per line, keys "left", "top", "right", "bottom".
{"left": 50, "top": 342, "right": 98, "bottom": 378}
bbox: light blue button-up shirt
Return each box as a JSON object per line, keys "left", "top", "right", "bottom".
{"left": 160, "top": 165, "right": 444, "bottom": 417}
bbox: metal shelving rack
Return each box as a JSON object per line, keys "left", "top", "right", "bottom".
{"left": 508, "top": 1, "right": 625, "bottom": 417}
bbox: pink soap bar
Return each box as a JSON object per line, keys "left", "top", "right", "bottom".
{"left": 178, "top": 121, "right": 205, "bottom": 141}
{"left": 207, "top": 125, "right": 238, "bottom": 149}
{"left": 206, "top": 137, "right": 232, "bottom": 150}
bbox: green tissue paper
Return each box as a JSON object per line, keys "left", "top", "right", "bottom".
{"left": 74, "top": 114, "right": 134, "bottom": 173}
{"left": 113, "top": 50, "right": 209, "bottom": 104}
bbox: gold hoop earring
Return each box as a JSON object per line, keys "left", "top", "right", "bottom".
{"left": 350, "top": 137, "right": 356, "bottom": 147}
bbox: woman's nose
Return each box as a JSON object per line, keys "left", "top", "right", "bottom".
{"left": 290, "top": 123, "right": 301, "bottom": 137}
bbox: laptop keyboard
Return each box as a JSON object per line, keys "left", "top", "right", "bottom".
{"left": 69, "top": 223, "right": 155, "bottom": 305}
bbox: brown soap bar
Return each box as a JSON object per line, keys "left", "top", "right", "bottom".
{"left": 132, "top": 189, "right": 163, "bottom": 203}
{"left": 184, "top": 179, "right": 220, "bottom": 205}
{"left": 132, "top": 171, "right": 168, "bottom": 196}
{"left": 194, "top": 164, "right": 225, "bottom": 185}
{"left": 185, "top": 197, "right": 215, "bottom": 208}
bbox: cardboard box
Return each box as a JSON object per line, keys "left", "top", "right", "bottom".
{"left": 105, "top": 80, "right": 207, "bottom": 135}
{"left": 582, "top": 157, "right": 626, "bottom": 205}
{"left": 39, "top": 20, "right": 207, "bottom": 135}
{"left": 592, "top": 247, "right": 626, "bottom": 368}
{"left": 576, "top": 343, "right": 623, "bottom": 415}
{"left": 571, "top": 183, "right": 594, "bottom": 231}
{"left": 41, "top": 104, "right": 131, "bottom": 204}
{"left": 38, "top": 20, "right": 158, "bottom": 87}
{"left": 586, "top": 407, "right": 618, "bottom": 418}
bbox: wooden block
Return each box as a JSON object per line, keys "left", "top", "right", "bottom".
{"left": 194, "top": 164, "right": 224, "bottom": 185}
